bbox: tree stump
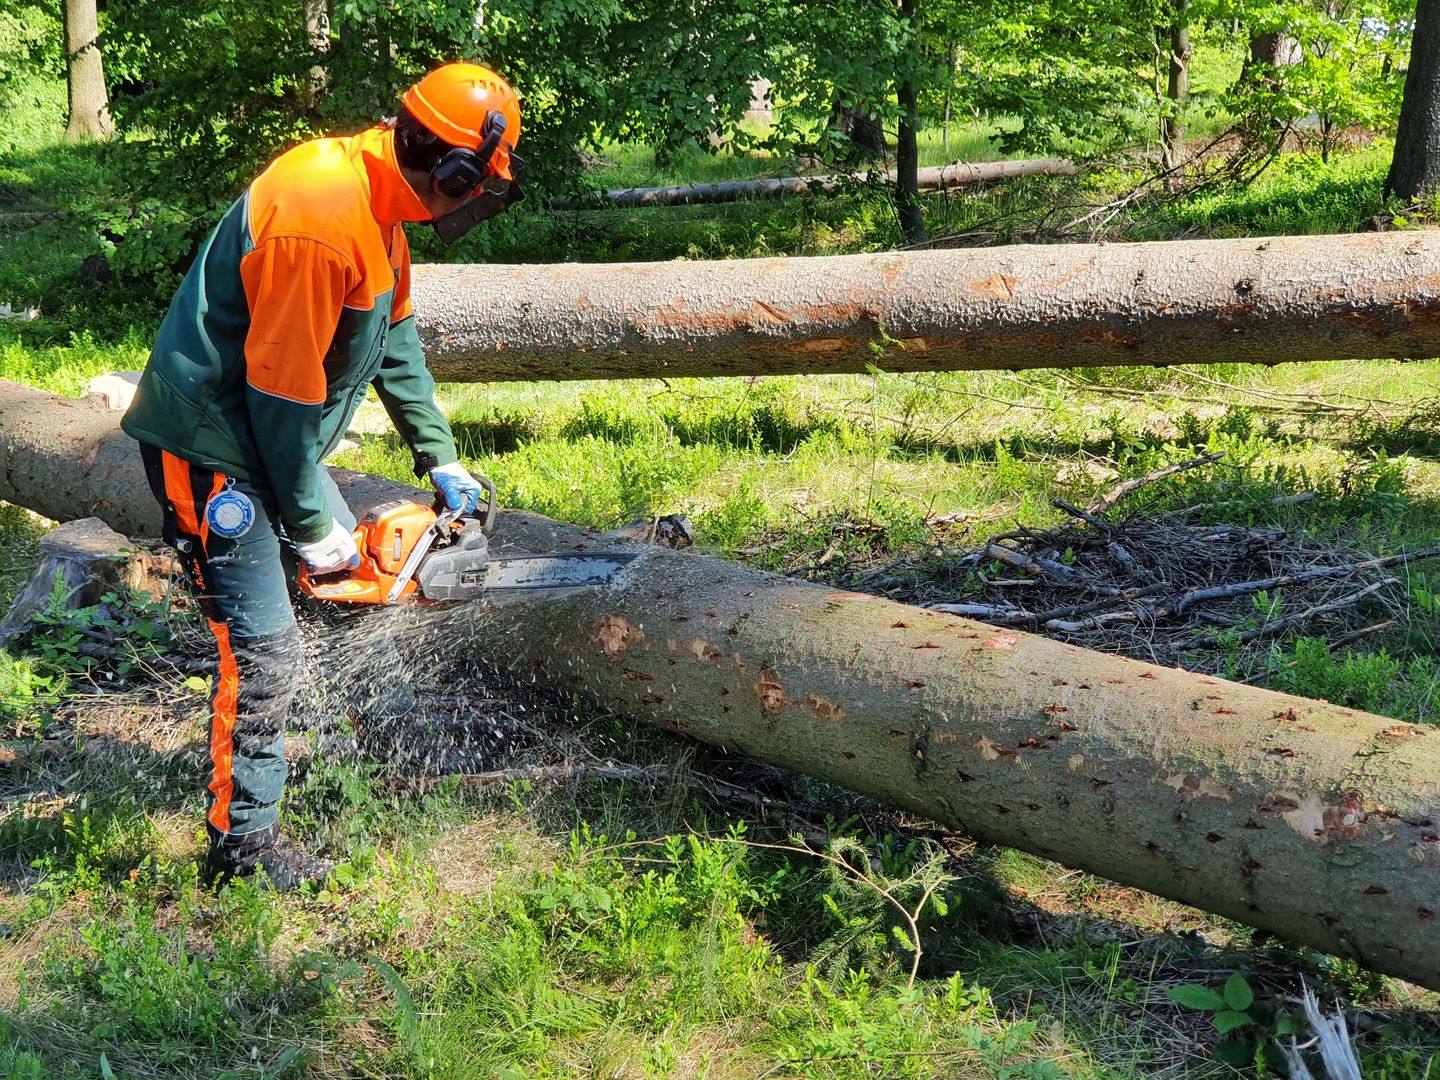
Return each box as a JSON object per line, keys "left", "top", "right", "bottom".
{"left": 0, "top": 517, "right": 173, "bottom": 643}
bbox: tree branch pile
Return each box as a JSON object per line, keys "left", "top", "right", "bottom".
{"left": 854, "top": 456, "right": 1436, "bottom": 673}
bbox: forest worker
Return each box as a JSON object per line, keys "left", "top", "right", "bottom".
{"left": 120, "top": 63, "right": 525, "bottom": 891}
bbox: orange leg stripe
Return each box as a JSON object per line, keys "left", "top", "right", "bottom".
{"left": 206, "top": 618, "right": 239, "bottom": 833}
{"left": 199, "top": 471, "right": 226, "bottom": 549}
{"left": 161, "top": 452, "right": 199, "bottom": 531}
{"left": 162, "top": 453, "right": 240, "bottom": 834}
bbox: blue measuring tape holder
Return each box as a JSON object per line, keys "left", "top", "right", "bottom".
{"left": 205, "top": 485, "right": 256, "bottom": 539}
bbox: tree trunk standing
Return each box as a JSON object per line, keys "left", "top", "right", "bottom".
{"left": 302, "top": 0, "right": 330, "bottom": 111}
{"left": 1161, "top": 0, "right": 1192, "bottom": 173}
{"left": 829, "top": 106, "right": 888, "bottom": 162}
{"left": 895, "top": 0, "right": 926, "bottom": 245}
{"left": 2, "top": 380, "right": 1440, "bottom": 991}
{"left": 61, "top": 0, "right": 113, "bottom": 142}
{"left": 400, "top": 232, "right": 1440, "bottom": 382}
{"left": 895, "top": 80, "right": 924, "bottom": 244}
{"left": 1239, "top": 29, "right": 1281, "bottom": 105}
{"left": 942, "top": 62, "right": 953, "bottom": 157}
{"left": 1386, "top": 0, "right": 1440, "bottom": 202}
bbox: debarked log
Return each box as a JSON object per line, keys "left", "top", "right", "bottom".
{"left": 410, "top": 231, "right": 1440, "bottom": 382}
{"left": 546, "top": 157, "right": 1077, "bottom": 210}
{"left": 2, "top": 379, "right": 1438, "bottom": 989}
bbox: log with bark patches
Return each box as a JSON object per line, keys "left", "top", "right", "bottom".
{"left": 2, "top": 379, "right": 1439, "bottom": 990}
{"left": 546, "top": 157, "right": 1077, "bottom": 210}
{"left": 409, "top": 231, "right": 1440, "bottom": 382}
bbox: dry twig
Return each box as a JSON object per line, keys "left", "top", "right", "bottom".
{"left": 1086, "top": 452, "right": 1226, "bottom": 515}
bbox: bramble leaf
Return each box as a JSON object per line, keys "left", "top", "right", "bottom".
{"left": 1167, "top": 984, "right": 1226, "bottom": 1011}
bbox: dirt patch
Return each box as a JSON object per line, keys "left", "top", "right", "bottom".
{"left": 424, "top": 814, "right": 563, "bottom": 900}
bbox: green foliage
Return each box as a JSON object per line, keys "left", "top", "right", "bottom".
{"left": 21, "top": 575, "right": 184, "bottom": 681}
{"left": 88, "top": 197, "right": 212, "bottom": 299}
{"left": 1223, "top": 0, "right": 1409, "bottom": 163}
{"left": 806, "top": 833, "right": 956, "bottom": 985}
{"left": 1268, "top": 637, "right": 1407, "bottom": 714}
{"left": 48, "top": 887, "right": 287, "bottom": 1045}
{"left": 0, "top": 7, "right": 60, "bottom": 109}
{"left": 381, "top": 825, "right": 1071, "bottom": 1078}
{"left": 12, "top": 801, "right": 156, "bottom": 901}
{"left": 1167, "top": 972, "right": 1301, "bottom": 1070}
{"left": 0, "top": 652, "right": 57, "bottom": 725}
{"left": 104, "top": 0, "right": 336, "bottom": 196}
{"left": 956, "top": 0, "right": 1164, "bottom": 157}
{"left": 102, "top": 0, "right": 774, "bottom": 201}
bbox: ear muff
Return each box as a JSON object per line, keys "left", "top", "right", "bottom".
{"left": 430, "top": 111, "right": 509, "bottom": 199}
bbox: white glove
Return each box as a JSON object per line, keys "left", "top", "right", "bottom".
{"left": 296, "top": 518, "right": 360, "bottom": 574}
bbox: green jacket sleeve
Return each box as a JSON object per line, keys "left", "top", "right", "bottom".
{"left": 372, "top": 312, "right": 459, "bottom": 477}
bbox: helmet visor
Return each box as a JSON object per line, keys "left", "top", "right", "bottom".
{"left": 431, "top": 177, "right": 526, "bottom": 245}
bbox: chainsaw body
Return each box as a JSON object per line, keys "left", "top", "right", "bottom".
{"left": 297, "top": 474, "right": 638, "bottom": 606}
{"left": 297, "top": 500, "right": 492, "bottom": 605}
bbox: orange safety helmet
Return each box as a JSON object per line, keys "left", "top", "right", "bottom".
{"left": 401, "top": 63, "right": 521, "bottom": 181}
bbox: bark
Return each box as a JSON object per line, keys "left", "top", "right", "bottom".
{"left": 1387, "top": 0, "right": 1440, "bottom": 202}
{"left": 0, "top": 517, "right": 172, "bottom": 643}
{"left": 1240, "top": 28, "right": 1301, "bottom": 87}
{"left": 895, "top": 0, "right": 925, "bottom": 246}
{"left": 62, "top": 0, "right": 114, "bottom": 142}
{"left": 1243, "top": 30, "right": 1285, "bottom": 87}
{"left": 1161, "top": 0, "right": 1192, "bottom": 173}
{"left": 2, "top": 380, "right": 1440, "bottom": 990}
{"left": 546, "top": 158, "right": 1076, "bottom": 211}
{"left": 302, "top": 0, "right": 330, "bottom": 110}
{"left": 405, "top": 231, "right": 1440, "bottom": 383}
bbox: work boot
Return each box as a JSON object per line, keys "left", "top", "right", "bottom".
{"left": 203, "top": 822, "right": 333, "bottom": 892}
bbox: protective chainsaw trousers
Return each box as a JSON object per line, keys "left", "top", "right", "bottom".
{"left": 139, "top": 444, "right": 356, "bottom": 838}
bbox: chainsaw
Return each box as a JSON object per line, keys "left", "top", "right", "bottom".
{"left": 297, "top": 473, "right": 638, "bottom": 605}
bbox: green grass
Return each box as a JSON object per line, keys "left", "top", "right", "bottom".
{"left": 0, "top": 792, "right": 1109, "bottom": 1078}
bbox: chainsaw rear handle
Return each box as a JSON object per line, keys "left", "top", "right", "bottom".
{"left": 431, "top": 469, "right": 497, "bottom": 536}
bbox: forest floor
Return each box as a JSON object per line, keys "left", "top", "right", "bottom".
{"left": 0, "top": 75, "right": 1438, "bottom": 1077}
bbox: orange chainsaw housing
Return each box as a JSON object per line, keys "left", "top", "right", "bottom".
{"left": 296, "top": 500, "right": 438, "bottom": 605}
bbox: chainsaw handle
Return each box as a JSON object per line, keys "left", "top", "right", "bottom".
{"left": 431, "top": 470, "right": 497, "bottom": 536}
{"left": 475, "top": 472, "right": 497, "bottom": 535}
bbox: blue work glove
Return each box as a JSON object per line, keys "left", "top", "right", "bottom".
{"left": 429, "top": 462, "right": 483, "bottom": 514}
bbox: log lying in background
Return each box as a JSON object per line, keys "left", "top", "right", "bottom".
{"left": 2, "top": 380, "right": 1438, "bottom": 989}
{"left": 410, "top": 231, "right": 1440, "bottom": 382}
{"left": 547, "top": 157, "right": 1077, "bottom": 210}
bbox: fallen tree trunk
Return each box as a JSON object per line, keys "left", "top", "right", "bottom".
{"left": 546, "top": 157, "right": 1076, "bottom": 210}
{"left": 2, "top": 379, "right": 1439, "bottom": 990}
{"left": 410, "top": 231, "right": 1440, "bottom": 382}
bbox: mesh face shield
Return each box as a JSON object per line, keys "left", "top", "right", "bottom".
{"left": 430, "top": 156, "right": 526, "bottom": 245}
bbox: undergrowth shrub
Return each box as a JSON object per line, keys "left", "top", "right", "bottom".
{"left": 47, "top": 888, "right": 286, "bottom": 1045}
{"left": 1268, "top": 637, "right": 1404, "bottom": 714}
